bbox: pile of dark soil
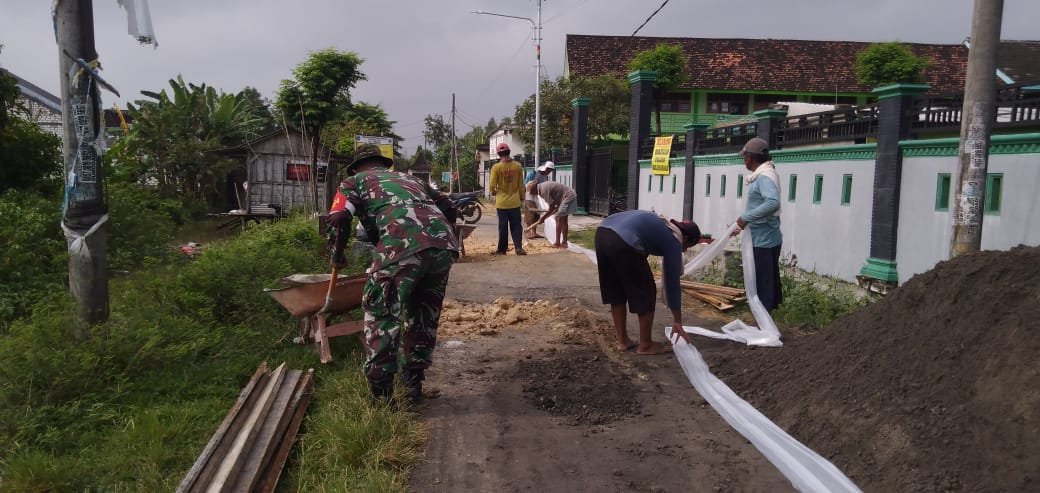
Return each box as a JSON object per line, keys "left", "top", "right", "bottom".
{"left": 518, "top": 347, "right": 641, "bottom": 425}
{"left": 707, "top": 245, "right": 1040, "bottom": 492}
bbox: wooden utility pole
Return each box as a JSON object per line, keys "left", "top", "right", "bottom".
{"left": 951, "top": 0, "right": 1004, "bottom": 256}
{"left": 55, "top": 0, "right": 109, "bottom": 332}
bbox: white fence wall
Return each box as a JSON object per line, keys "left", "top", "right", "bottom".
{"left": 684, "top": 150, "right": 876, "bottom": 282}
{"left": 898, "top": 149, "right": 1040, "bottom": 282}
{"left": 637, "top": 158, "right": 686, "bottom": 220}
{"left": 635, "top": 136, "right": 1040, "bottom": 284}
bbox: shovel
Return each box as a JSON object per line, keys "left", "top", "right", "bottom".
{"left": 318, "top": 264, "right": 339, "bottom": 314}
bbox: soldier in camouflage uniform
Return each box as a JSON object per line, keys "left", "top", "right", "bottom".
{"left": 328, "top": 144, "right": 459, "bottom": 404}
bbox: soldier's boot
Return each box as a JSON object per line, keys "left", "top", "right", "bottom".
{"left": 369, "top": 377, "right": 395, "bottom": 407}
{"left": 401, "top": 369, "right": 424, "bottom": 405}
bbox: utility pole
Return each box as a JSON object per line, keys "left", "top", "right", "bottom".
{"left": 534, "top": 0, "right": 542, "bottom": 169}
{"left": 56, "top": 0, "right": 109, "bottom": 334}
{"left": 951, "top": 0, "right": 1003, "bottom": 256}
{"left": 472, "top": 1, "right": 543, "bottom": 169}
{"left": 451, "top": 93, "right": 458, "bottom": 192}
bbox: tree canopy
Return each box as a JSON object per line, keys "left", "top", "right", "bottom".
{"left": 627, "top": 44, "right": 687, "bottom": 134}
{"left": 115, "top": 76, "right": 261, "bottom": 203}
{"left": 0, "top": 68, "right": 62, "bottom": 194}
{"left": 855, "top": 42, "right": 930, "bottom": 87}
{"left": 275, "top": 49, "right": 366, "bottom": 139}
{"left": 513, "top": 75, "right": 630, "bottom": 153}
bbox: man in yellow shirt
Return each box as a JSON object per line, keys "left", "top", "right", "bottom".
{"left": 488, "top": 142, "right": 526, "bottom": 255}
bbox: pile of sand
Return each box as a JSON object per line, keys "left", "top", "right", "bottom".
{"left": 439, "top": 297, "right": 561, "bottom": 336}
{"left": 460, "top": 239, "right": 566, "bottom": 261}
{"left": 707, "top": 245, "right": 1040, "bottom": 492}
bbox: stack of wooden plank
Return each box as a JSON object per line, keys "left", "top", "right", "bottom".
{"left": 177, "top": 362, "right": 314, "bottom": 493}
{"left": 680, "top": 280, "right": 747, "bottom": 311}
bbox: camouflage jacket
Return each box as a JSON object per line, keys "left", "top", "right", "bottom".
{"left": 332, "top": 169, "right": 459, "bottom": 270}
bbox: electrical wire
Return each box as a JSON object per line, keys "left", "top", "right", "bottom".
{"left": 631, "top": 0, "right": 671, "bottom": 37}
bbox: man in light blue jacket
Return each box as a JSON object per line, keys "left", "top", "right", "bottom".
{"left": 735, "top": 137, "right": 783, "bottom": 311}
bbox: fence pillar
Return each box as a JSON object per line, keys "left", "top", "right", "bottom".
{"left": 753, "top": 108, "right": 788, "bottom": 150}
{"left": 626, "top": 70, "right": 656, "bottom": 211}
{"left": 571, "top": 97, "right": 591, "bottom": 215}
{"left": 858, "top": 83, "right": 930, "bottom": 290}
{"left": 682, "top": 122, "right": 710, "bottom": 221}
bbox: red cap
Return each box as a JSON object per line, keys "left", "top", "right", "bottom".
{"left": 496, "top": 142, "right": 511, "bottom": 154}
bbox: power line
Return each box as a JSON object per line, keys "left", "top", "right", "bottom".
{"left": 630, "top": 0, "right": 670, "bottom": 37}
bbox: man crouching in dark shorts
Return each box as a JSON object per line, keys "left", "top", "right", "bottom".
{"left": 595, "top": 210, "right": 701, "bottom": 354}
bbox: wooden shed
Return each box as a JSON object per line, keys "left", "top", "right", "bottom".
{"left": 221, "top": 129, "right": 349, "bottom": 215}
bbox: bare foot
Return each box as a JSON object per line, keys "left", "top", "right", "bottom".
{"left": 636, "top": 341, "right": 670, "bottom": 355}
{"left": 552, "top": 243, "right": 566, "bottom": 249}
{"left": 616, "top": 339, "right": 638, "bottom": 352}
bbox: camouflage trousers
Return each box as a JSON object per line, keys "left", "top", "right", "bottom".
{"left": 362, "top": 247, "right": 456, "bottom": 383}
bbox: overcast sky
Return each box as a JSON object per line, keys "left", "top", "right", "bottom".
{"left": 2, "top": 0, "right": 1037, "bottom": 155}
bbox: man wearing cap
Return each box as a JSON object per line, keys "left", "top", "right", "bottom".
{"left": 527, "top": 179, "right": 576, "bottom": 248}
{"left": 594, "top": 210, "right": 701, "bottom": 354}
{"left": 735, "top": 137, "right": 783, "bottom": 311}
{"left": 327, "top": 144, "right": 459, "bottom": 405}
{"left": 523, "top": 161, "right": 554, "bottom": 239}
{"left": 488, "top": 143, "right": 526, "bottom": 255}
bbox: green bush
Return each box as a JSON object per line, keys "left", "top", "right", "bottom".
{"left": 855, "top": 42, "right": 930, "bottom": 87}
{"left": 773, "top": 274, "right": 872, "bottom": 330}
{"left": 0, "top": 216, "right": 404, "bottom": 491}
{"left": 0, "top": 190, "right": 66, "bottom": 328}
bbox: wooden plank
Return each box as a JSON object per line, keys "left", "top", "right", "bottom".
{"left": 229, "top": 369, "right": 303, "bottom": 492}
{"left": 684, "top": 288, "right": 735, "bottom": 311}
{"left": 177, "top": 362, "right": 268, "bottom": 493}
{"left": 256, "top": 369, "right": 316, "bottom": 493}
{"left": 208, "top": 363, "right": 287, "bottom": 493}
{"left": 680, "top": 280, "right": 745, "bottom": 297}
{"left": 324, "top": 320, "right": 364, "bottom": 338}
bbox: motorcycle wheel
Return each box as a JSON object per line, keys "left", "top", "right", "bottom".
{"left": 461, "top": 203, "right": 482, "bottom": 224}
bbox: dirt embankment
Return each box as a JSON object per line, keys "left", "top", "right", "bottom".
{"left": 707, "top": 246, "right": 1040, "bottom": 492}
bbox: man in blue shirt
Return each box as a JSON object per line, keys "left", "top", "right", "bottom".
{"left": 595, "top": 210, "right": 701, "bottom": 354}
{"left": 735, "top": 137, "right": 783, "bottom": 311}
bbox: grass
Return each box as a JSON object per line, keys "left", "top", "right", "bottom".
{"left": 0, "top": 215, "right": 422, "bottom": 491}
{"left": 567, "top": 228, "right": 596, "bottom": 249}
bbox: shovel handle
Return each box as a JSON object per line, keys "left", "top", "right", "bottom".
{"left": 318, "top": 264, "right": 339, "bottom": 313}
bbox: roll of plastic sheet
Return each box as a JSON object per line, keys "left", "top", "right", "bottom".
{"left": 678, "top": 223, "right": 782, "bottom": 347}
{"left": 666, "top": 326, "right": 862, "bottom": 493}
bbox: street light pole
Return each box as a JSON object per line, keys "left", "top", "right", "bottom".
{"left": 473, "top": 1, "right": 543, "bottom": 165}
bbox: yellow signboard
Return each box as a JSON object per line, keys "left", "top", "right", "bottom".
{"left": 355, "top": 135, "right": 395, "bottom": 159}
{"left": 651, "top": 136, "right": 674, "bottom": 175}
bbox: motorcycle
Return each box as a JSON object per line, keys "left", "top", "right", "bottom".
{"left": 449, "top": 191, "right": 483, "bottom": 224}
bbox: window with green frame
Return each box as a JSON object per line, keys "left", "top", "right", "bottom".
{"left": 720, "top": 175, "right": 727, "bottom": 197}
{"left": 737, "top": 174, "right": 744, "bottom": 197}
{"left": 840, "top": 174, "right": 853, "bottom": 206}
{"left": 935, "top": 173, "right": 951, "bottom": 211}
{"left": 985, "top": 173, "right": 1003, "bottom": 214}
{"left": 813, "top": 174, "right": 823, "bottom": 204}
{"left": 788, "top": 174, "right": 797, "bottom": 202}
{"left": 672, "top": 175, "right": 677, "bottom": 194}
{"left": 705, "top": 174, "right": 711, "bottom": 196}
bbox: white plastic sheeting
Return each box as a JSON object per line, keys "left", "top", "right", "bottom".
{"left": 667, "top": 327, "right": 862, "bottom": 493}
{"left": 117, "top": 0, "right": 158, "bottom": 47}
{"left": 679, "top": 223, "right": 782, "bottom": 347}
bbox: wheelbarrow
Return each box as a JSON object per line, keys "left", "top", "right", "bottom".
{"left": 266, "top": 273, "right": 367, "bottom": 364}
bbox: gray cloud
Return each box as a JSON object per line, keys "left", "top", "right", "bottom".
{"left": 2, "top": 0, "right": 1037, "bottom": 151}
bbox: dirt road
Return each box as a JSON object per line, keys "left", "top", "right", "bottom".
{"left": 408, "top": 213, "right": 791, "bottom": 492}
